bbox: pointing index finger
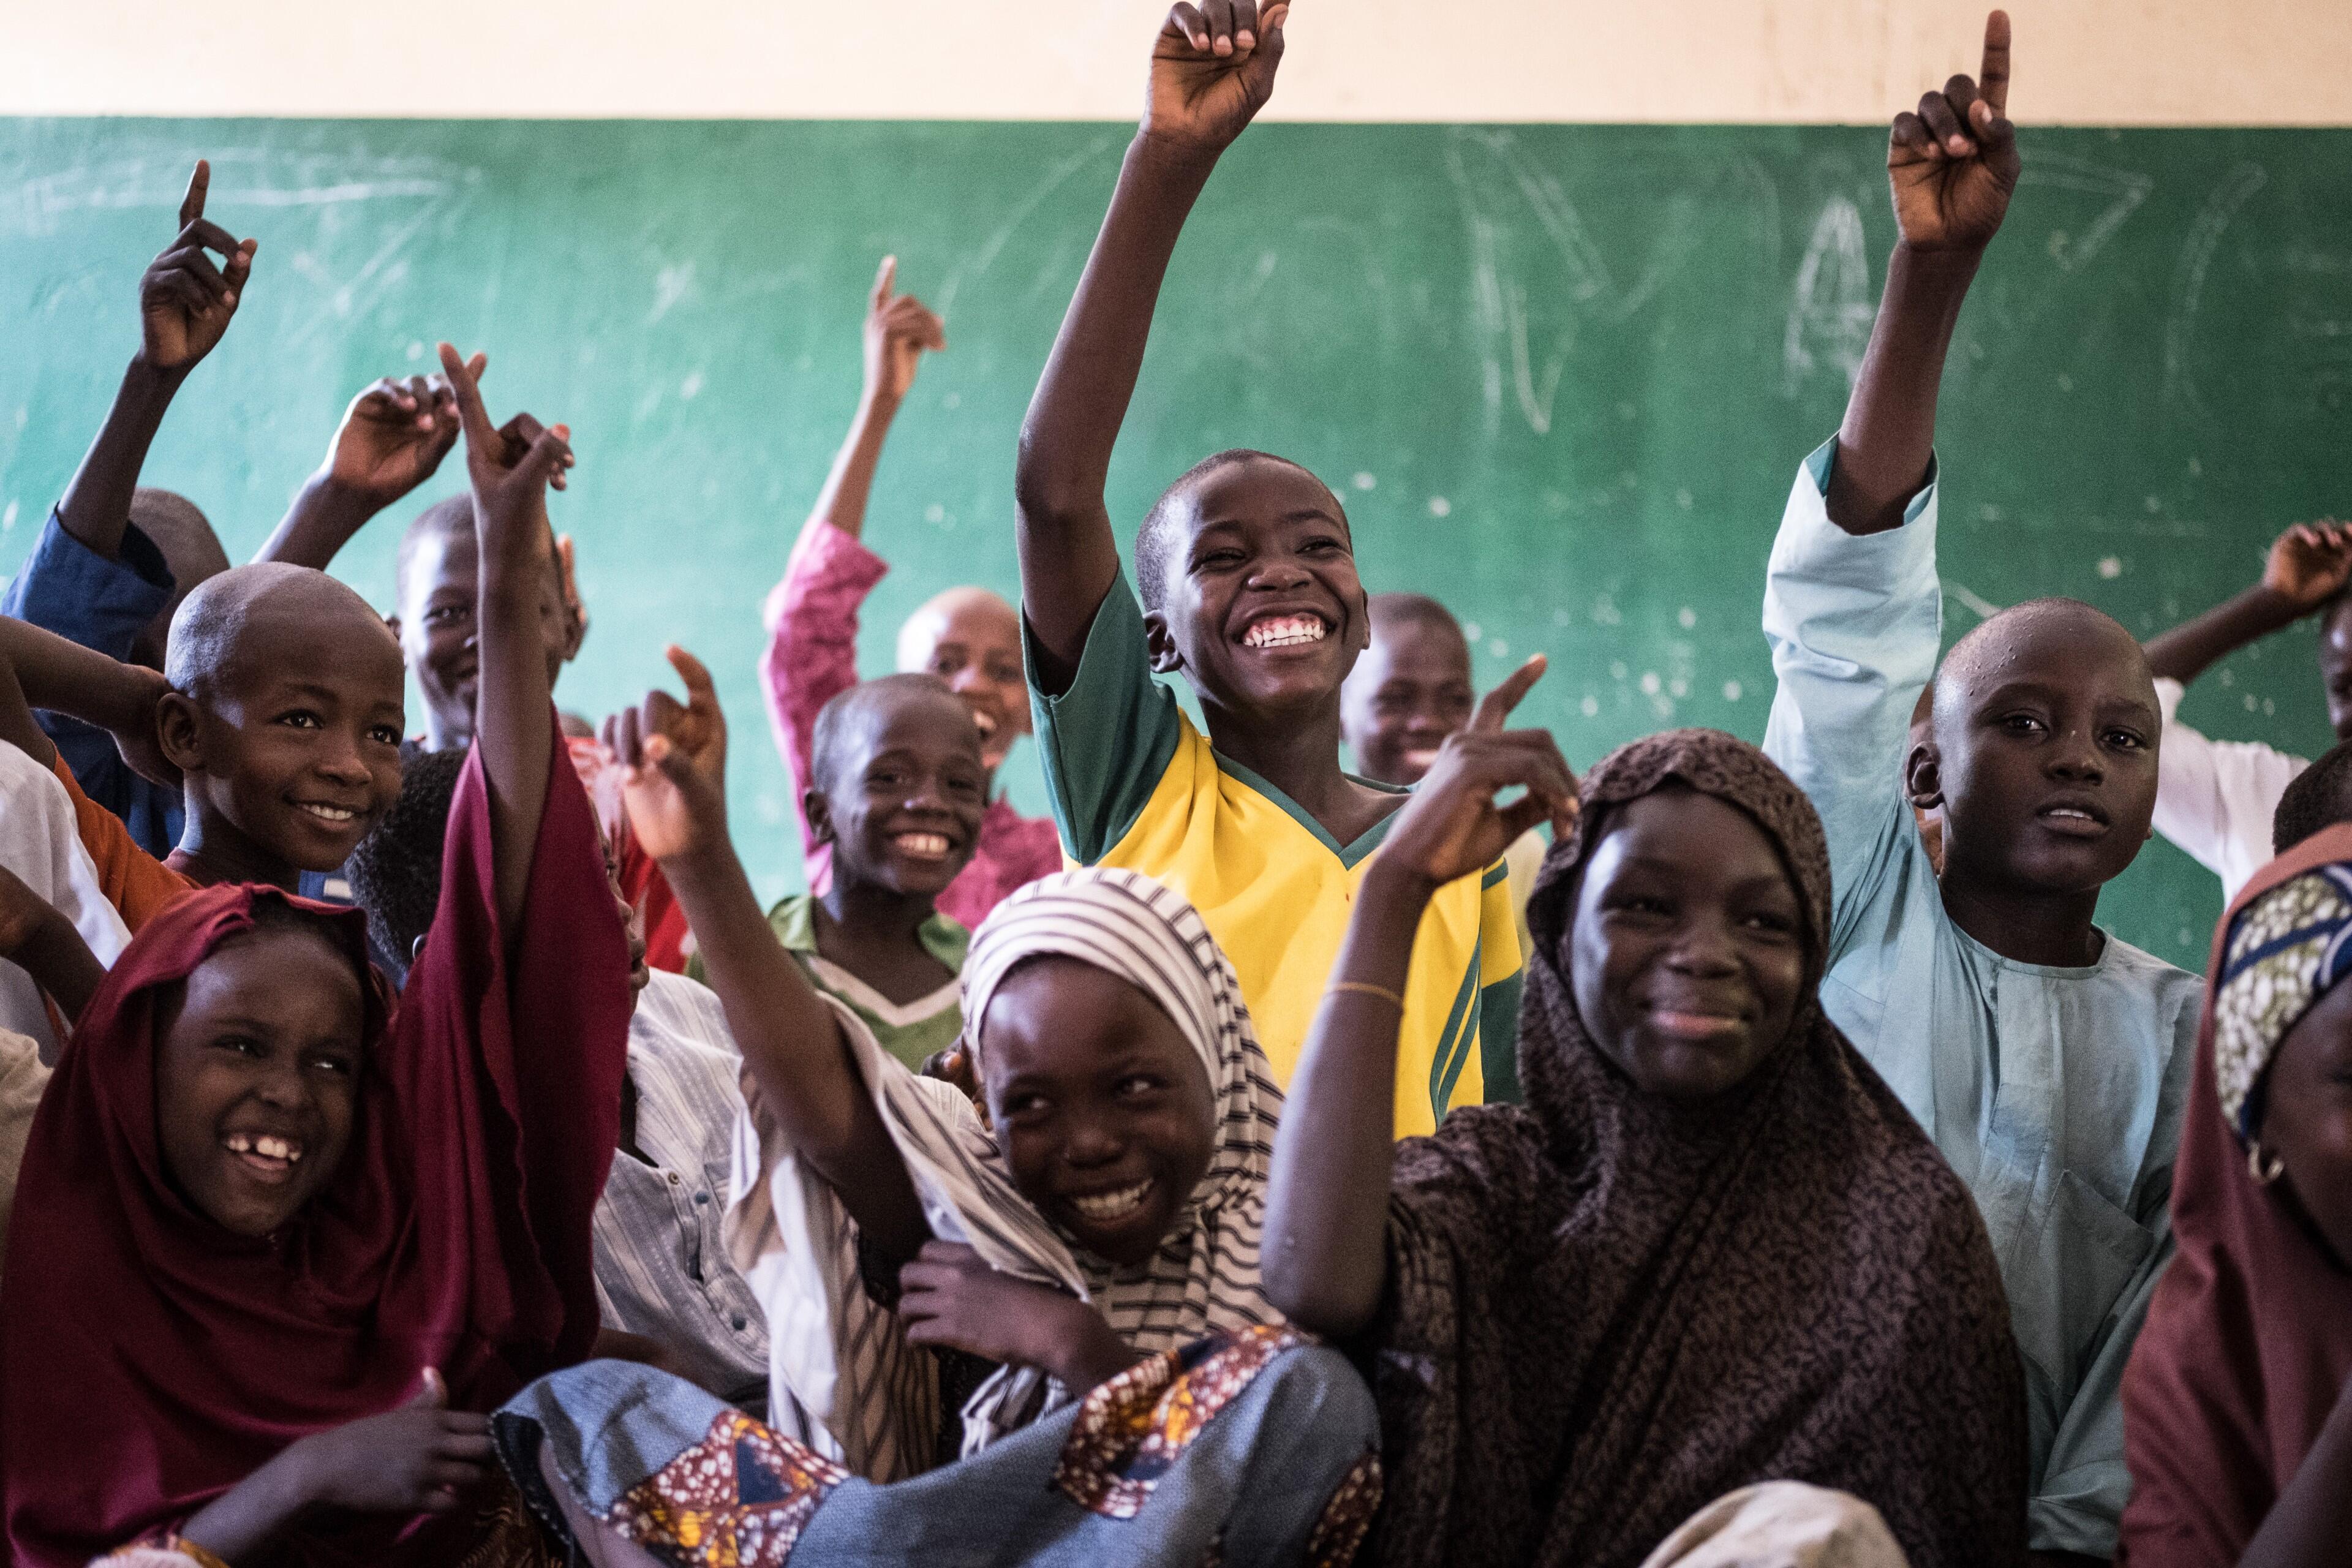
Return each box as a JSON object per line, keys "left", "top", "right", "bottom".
{"left": 179, "top": 160, "right": 209, "bottom": 229}
{"left": 872, "top": 255, "right": 897, "bottom": 311}
{"left": 435, "top": 342, "right": 498, "bottom": 448}
{"left": 665, "top": 644, "right": 717, "bottom": 707}
{"left": 1470, "top": 654, "right": 1547, "bottom": 734}
{"left": 1979, "top": 10, "right": 2012, "bottom": 118}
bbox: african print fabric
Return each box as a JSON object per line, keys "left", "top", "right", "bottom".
{"left": 2210, "top": 861, "right": 2352, "bottom": 1140}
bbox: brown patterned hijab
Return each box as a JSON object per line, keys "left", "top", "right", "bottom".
{"left": 1368, "top": 729, "right": 2027, "bottom": 1568}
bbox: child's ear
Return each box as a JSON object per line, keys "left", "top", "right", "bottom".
{"left": 1143, "top": 611, "right": 1183, "bottom": 677}
{"left": 804, "top": 788, "right": 835, "bottom": 847}
{"left": 157, "top": 692, "right": 206, "bottom": 777}
{"left": 383, "top": 612, "right": 402, "bottom": 645}
{"left": 1904, "top": 739, "right": 1944, "bottom": 811}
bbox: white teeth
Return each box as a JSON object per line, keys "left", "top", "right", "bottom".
{"left": 2045, "top": 807, "right": 2095, "bottom": 820}
{"left": 895, "top": 832, "right": 951, "bottom": 857}
{"left": 1069, "top": 1180, "right": 1152, "bottom": 1222}
{"left": 1403, "top": 749, "right": 1441, "bottom": 768}
{"left": 226, "top": 1133, "right": 301, "bottom": 1163}
{"left": 970, "top": 709, "right": 1000, "bottom": 737}
{"left": 1244, "top": 616, "right": 1327, "bottom": 650}
{"left": 298, "top": 804, "right": 358, "bottom": 823}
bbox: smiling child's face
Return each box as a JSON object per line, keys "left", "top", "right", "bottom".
{"left": 1340, "top": 611, "right": 1475, "bottom": 786}
{"left": 394, "top": 502, "right": 579, "bottom": 752}
{"left": 1142, "top": 455, "right": 1370, "bottom": 726}
{"left": 808, "top": 680, "right": 990, "bottom": 900}
{"left": 899, "top": 588, "right": 1028, "bottom": 773}
{"left": 1569, "top": 788, "right": 1807, "bottom": 1099}
{"left": 979, "top": 956, "right": 1218, "bottom": 1268}
{"left": 154, "top": 924, "right": 365, "bottom": 1237}
{"left": 167, "top": 573, "right": 409, "bottom": 875}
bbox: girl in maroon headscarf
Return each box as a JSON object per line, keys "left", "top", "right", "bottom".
{"left": 2118, "top": 823, "right": 2352, "bottom": 1567}
{"left": 0, "top": 349, "right": 631, "bottom": 1568}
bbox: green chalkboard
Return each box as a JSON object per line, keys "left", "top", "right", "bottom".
{"left": 4, "top": 119, "right": 2348, "bottom": 967}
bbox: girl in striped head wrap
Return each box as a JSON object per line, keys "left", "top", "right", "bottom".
{"left": 491, "top": 652, "right": 1376, "bottom": 1568}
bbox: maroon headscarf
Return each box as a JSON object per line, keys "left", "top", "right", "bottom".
{"left": 0, "top": 742, "right": 631, "bottom": 1567}
{"left": 1366, "top": 729, "right": 2026, "bottom": 1568}
{"left": 2117, "top": 822, "right": 2352, "bottom": 1566}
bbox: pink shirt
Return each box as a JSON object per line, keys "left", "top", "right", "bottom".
{"left": 760, "top": 522, "right": 1063, "bottom": 932}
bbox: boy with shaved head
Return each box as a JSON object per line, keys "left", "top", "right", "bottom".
{"left": 763, "top": 257, "right": 1058, "bottom": 930}
{"left": 1757, "top": 17, "right": 2195, "bottom": 1562}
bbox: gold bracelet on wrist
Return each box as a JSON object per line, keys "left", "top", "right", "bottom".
{"left": 1324, "top": 980, "right": 1406, "bottom": 1011}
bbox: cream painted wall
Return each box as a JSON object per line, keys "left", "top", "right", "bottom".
{"left": 9, "top": 0, "right": 2352, "bottom": 124}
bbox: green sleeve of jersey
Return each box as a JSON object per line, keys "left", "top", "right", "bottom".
{"left": 1026, "top": 570, "right": 1183, "bottom": 864}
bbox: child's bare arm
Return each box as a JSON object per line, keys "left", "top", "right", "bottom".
{"left": 55, "top": 162, "right": 255, "bottom": 564}
{"left": 435, "top": 344, "right": 574, "bottom": 933}
{"left": 1014, "top": 1, "right": 1289, "bottom": 689}
{"left": 796, "top": 257, "right": 945, "bottom": 554}
{"left": 0, "top": 617, "right": 175, "bottom": 785}
{"left": 1827, "top": 11, "right": 2016, "bottom": 538}
{"left": 1265, "top": 660, "right": 1574, "bottom": 1336}
{"left": 0, "top": 862, "right": 105, "bottom": 1056}
{"left": 255, "top": 361, "right": 482, "bottom": 568}
{"left": 2144, "top": 521, "right": 2352, "bottom": 686}
{"left": 610, "top": 649, "right": 932, "bottom": 1264}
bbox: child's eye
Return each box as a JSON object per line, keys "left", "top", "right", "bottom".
{"left": 1611, "top": 895, "right": 1672, "bottom": 917}
{"left": 930, "top": 653, "right": 965, "bottom": 675}
{"left": 369, "top": 725, "right": 402, "bottom": 747}
{"left": 307, "top": 1052, "right": 355, "bottom": 1077}
{"left": 214, "top": 1034, "right": 264, "bottom": 1058}
{"left": 986, "top": 660, "right": 1022, "bottom": 684}
{"left": 2105, "top": 729, "right": 2147, "bottom": 750}
{"left": 1193, "top": 549, "right": 1245, "bottom": 571}
{"left": 424, "top": 605, "right": 470, "bottom": 627}
{"left": 2000, "top": 714, "right": 2046, "bottom": 734}
{"left": 1741, "top": 911, "right": 1798, "bottom": 937}
{"left": 1115, "top": 1075, "right": 1164, "bottom": 1098}
{"left": 277, "top": 710, "right": 323, "bottom": 730}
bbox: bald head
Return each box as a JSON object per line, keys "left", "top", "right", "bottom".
{"left": 127, "top": 488, "right": 230, "bottom": 669}
{"left": 168, "top": 563, "right": 403, "bottom": 703}
{"left": 394, "top": 496, "right": 475, "bottom": 608}
{"left": 897, "top": 585, "right": 1017, "bottom": 674}
{"left": 1932, "top": 598, "right": 2154, "bottom": 734}
{"left": 894, "top": 581, "right": 1028, "bottom": 771}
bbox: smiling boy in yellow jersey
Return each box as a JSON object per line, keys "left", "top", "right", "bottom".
{"left": 1013, "top": 1, "right": 1538, "bottom": 1134}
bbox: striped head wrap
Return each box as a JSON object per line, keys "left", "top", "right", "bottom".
{"left": 960, "top": 868, "right": 1284, "bottom": 1351}
{"left": 2213, "top": 862, "right": 2352, "bottom": 1142}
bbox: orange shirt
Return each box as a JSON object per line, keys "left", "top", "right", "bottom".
{"left": 48, "top": 755, "right": 194, "bottom": 932}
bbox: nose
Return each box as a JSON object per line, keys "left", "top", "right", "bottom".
{"left": 1061, "top": 1117, "right": 1128, "bottom": 1169}
{"left": 315, "top": 728, "right": 372, "bottom": 787}
{"left": 250, "top": 1059, "right": 308, "bottom": 1112}
{"left": 1664, "top": 915, "right": 1742, "bottom": 977}
{"left": 1246, "top": 557, "right": 1311, "bottom": 592}
{"left": 943, "top": 665, "right": 987, "bottom": 695}
{"left": 902, "top": 771, "right": 954, "bottom": 818}
{"left": 2046, "top": 725, "right": 2105, "bottom": 782}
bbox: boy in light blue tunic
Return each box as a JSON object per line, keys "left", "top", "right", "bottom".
{"left": 1757, "top": 16, "right": 2198, "bottom": 1564}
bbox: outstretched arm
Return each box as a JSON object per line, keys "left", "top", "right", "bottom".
{"left": 1014, "top": 0, "right": 1289, "bottom": 689}
{"left": 56, "top": 161, "right": 255, "bottom": 563}
{"left": 797, "top": 257, "right": 944, "bottom": 552}
{"left": 435, "top": 344, "right": 575, "bottom": 933}
{"left": 0, "top": 862, "right": 105, "bottom": 1051}
{"left": 609, "top": 649, "right": 931, "bottom": 1265}
{"left": 2143, "top": 521, "right": 2352, "bottom": 686}
{"left": 255, "top": 362, "right": 481, "bottom": 568}
{"left": 1828, "top": 11, "right": 2016, "bottom": 537}
{"left": 1264, "top": 659, "right": 1575, "bottom": 1336}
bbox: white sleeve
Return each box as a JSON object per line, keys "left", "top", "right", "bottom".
{"left": 1761, "top": 440, "right": 1943, "bottom": 938}
{"left": 0, "top": 742, "right": 132, "bottom": 1054}
{"left": 2149, "top": 677, "right": 2309, "bottom": 892}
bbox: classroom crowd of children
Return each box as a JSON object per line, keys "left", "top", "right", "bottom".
{"left": 0, "top": 7, "right": 2345, "bottom": 1567}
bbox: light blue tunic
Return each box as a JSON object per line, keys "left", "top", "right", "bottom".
{"left": 1760, "top": 439, "right": 2199, "bottom": 1558}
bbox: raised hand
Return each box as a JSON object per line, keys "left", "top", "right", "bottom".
{"left": 865, "top": 256, "right": 948, "bottom": 405}
{"left": 2264, "top": 520, "right": 2352, "bottom": 611}
{"left": 607, "top": 646, "right": 729, "bottom": 864}
{"left": 1887, "top": 11, "right": 2018, "bottom": 252}
{"left": 139, "top": 161, "right": 258, "bottom": 374}
{"left": 322, "top": 361, "right": 481, "bottom": 511}
{"left": 1144, "top": 0, "right": 1292, "bottom": 154}
{"left": 436, "top": 342, "right": 574, "bottom": 557}
{"left": 1376, "top": 656, "right": 1578, "bottom": 891}
{"left": 292, "top": 1370, "right": 492, "bottom": 1516}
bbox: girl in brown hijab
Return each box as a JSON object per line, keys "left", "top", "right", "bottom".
{"left": 1263, "top": 694, "right": 2027, "bottom": 1568}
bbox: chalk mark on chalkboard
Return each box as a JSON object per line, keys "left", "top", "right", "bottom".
{"left": 2163, "top": 163, "right": 2268, "bottom": 420}
{"left": 10, "top": 152, "right": 477, "bottom": 237}
{"left": 1784, "top": 196, "right": 1872, "bottom": 397}
{"left": 935, "top": 136, "right": 1118, "bottom": 323}
{"left": 1943, "top": 580, "right": 2003, "bottom": 624}
{"left": 1446, "top": 130, "right": 1690, "bottom": 437}
{"left": 2017, "top": 154, "right": 2150, "bottom": 274}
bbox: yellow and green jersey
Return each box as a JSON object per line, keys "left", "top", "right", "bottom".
{"left": 1029, "top": 575, "right": 1521, "bottom": 1137}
